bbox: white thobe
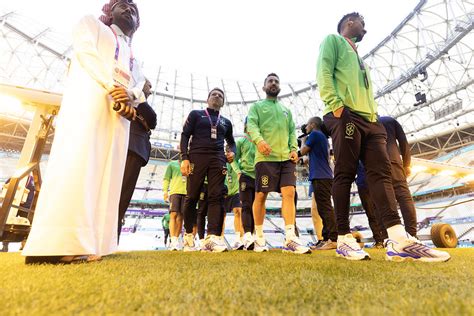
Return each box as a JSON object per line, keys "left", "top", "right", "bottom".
{"left": 23, "top": 16, "right": 138, "bottom": 256}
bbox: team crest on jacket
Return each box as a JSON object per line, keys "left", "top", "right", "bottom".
{"left": 200, "top": 192, "right": 205, "bottom": 200}
{"left": 240, "top": 182, "right": 246, "bottom": 191}
{"left": 261, "top": 175, "right": 269, "bottom": 187}
{"left": 345, "top": 122, "right": 355, "bottom": 139}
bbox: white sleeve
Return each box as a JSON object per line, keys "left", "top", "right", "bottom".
{"left": 130, "top": 58, "right": 146, "bottom": 105}
{"left": 72, "top": 15, "right": 115, "bottom": 90}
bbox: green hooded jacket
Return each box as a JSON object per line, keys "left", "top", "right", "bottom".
{"left": 247, "top": 99, "right": 298, "bottom": 164}
{"left": 317, "top": 34, "right": 378, "bottom": 122}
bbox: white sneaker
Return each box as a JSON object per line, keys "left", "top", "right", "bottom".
{"left": 183, "top": 233, "right": 197, "bottom": 252}
{"left": 336, "top": 234, "right": 370, "bottom": 261}
{"left": 283, "top": 236, "right": 311, "bottom": 254}
{"left": 169, "top": 237, "right": 180, "bottom": 251}
{"left": 201, "top": 235, "right": 228, "bottom": 253}
{"left": 386, "top": 235, "right": 451, "bottom": 262}
{"left": 254, "top": 237, "right": 269, "bottom": 252}
{"left": 315, "top": 239, "right": 337, "bottom": 251}
{"left": 243, "top": 232, "right": 255, "bottom": 251}
{"left": 233, "top": 240, "right": 244, "bottom": 250}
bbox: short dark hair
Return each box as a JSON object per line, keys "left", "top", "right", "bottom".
{"left": 207, "top": 88, "right": 225, "bottom": 100}
{"left": 308, "top": 116, "right": 323, "bottom": 130}
{"left": 337, "top": 12, "right": 363, "bottom": 34}
{"left": 264, "top": 73, "right": 279, "bottom": 85}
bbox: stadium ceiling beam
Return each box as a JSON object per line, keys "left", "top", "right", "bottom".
{"left": 374, "top": 19, "right": 474, "bottom": 99}
{"left": 0, "top": 11, "right": 14, "bottom": 22}
{"left": 409, "top": 126, "right": 474, "bottom": 158}
{"left": 3, "top": 21, "right": 66, "bottom": 59}
{"left": 394, "top": 78, "right": 474, "bottom": 119}
{"left": 31, "top": 27, "right": 50, "bottom": 42}
{"left": 362, "top": 0, "right": 427, "bottom": 59}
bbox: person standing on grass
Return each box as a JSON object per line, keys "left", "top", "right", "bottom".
{"left": 118, "top": 78, "right": 156, "bottom": 243}
{"left": 180, "top": 88, "right": 236, "bottom": 252}
{"left": 317, "top": 12, "right": 450, "bottom": 261}
{"left": 355, "top": 162, "right": 387, "bottom": 248}
{"left": 231, "top": 117, "right": 257, "bottom": 250}
{"left": 379, "top": 116, "right": 418, "bottom": 238}
{"left": 300, "top": 116, "right": 338, "bottom": 250}
{"left": 163, "top": 159, "right": 187, "bottom": 251}
{"left": 23, "top": 0, "right": 143, "bottom": 264}
{"left": 223, "top": 161, "right": 244, "bottom": 250}
{"left": 162, "top": 212, "right": 171, "bottom": 247}
{"left": 246, "top": 73, "right": 311, "bottom": 254}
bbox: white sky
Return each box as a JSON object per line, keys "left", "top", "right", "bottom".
{"left": 4, "top": 0, "right": 418, "bottom": 82}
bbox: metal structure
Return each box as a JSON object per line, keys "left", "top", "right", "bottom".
{"left": 1, "top": 1, "right": 473, "bottom": 158}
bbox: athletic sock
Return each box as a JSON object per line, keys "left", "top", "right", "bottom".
{"left": 387, "top": 224, "right": 408, "bottom": 241}
{"left": 285, "top": 224, "right": 296, "bottom": 240}
{"left": 255, "top": 225, "right": 264, "bottom": 239}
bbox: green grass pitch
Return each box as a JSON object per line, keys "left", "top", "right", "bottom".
{"left": 1, "top": 248, "right": 473, "bottom": 315}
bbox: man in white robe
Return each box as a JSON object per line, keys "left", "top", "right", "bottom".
{"left": 23, "top": 0, "right": 142, "bottom": 264}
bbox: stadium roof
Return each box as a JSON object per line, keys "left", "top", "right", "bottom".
{"left": 0, "top": 0, "right": 473, "bottom": 151}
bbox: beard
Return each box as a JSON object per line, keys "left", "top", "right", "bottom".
{"left": 266, "top": 87, "right": 281, "bottom": 97}
{"left": 355, "top": 33, "right": 364, "bottom": 43}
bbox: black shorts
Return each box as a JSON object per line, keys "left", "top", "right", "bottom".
{"left": 169, "top": 194, "right": 186, "bottom": 214}
{"left": 255, "top": 160, "right": 297, "bottom": 193}
{"left": 224, "top": 194, "right": 242, "bottom": 213}
{"left": 239, "top": 173, "right": 255, "bottom": 193}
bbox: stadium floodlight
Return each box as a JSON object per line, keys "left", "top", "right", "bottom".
{"left": 438, "top": 169, "right": 456, "bottom": 177}
{"left": 0, "top": 94, "right": 24, "bottom": 118}
{"left": 411, "top": 165, "right": 428, "bottom": 173}
{"left": 461, "top": 174, "right": 474, "bottom": 182}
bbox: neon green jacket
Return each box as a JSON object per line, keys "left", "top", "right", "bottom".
{"left": 247, "top": 99, "right": 298, "bottom": 163}
{"left": 225, "top": 163, "right": 239, "bottom": 196}
{"left": 317, "top": 34, "right": 378, "bottom": 122}
{"left": 162, "top": 161, "right": 187, "bottom": 196}
{"left": 162, "top": 213, "right": 170, "bottom": 229}
{"left": 231, "top": 134, "right": 256, "bottom": 179}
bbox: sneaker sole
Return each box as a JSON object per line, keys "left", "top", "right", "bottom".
{"left": 315, "top": 246, "right": 337, "bottom": 251}
{"left": 386, "top": 254, "right": 451, "bottom": 263}
{"left": 254, "top": 248, "right": 269, "bottom": 253}
{"left": 336, "top": 253, "right": 371, "bottom": 261}
{"left": 244, "top": 242, "right": 255, "bottom": 251}
{"left": 282, "top": 248, "right": 312, "bottom": 255}
{"left": 183, "top": 248, "right": 197, "bottom": 252}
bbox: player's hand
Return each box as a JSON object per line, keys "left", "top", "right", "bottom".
{"left": 257, "top": 140, "right": 272, "bottom": 156}
{"left": 333, "top": 107, "right": 344, "bottom": 118}
{"left": 226, "top": 151, "right": 235, "bottom": 163}
{"left": 116, "top": 103, "right": 137, "bottom": 120}
{"left": 404, "top": 166, "right": 411, "bottom": 177}
{"left": 289, "top": 151, "right": 298, "bottom": 163}
{"left": 181, "top": 160, "right": 191, "bottom": 176}
{"left": 109, "top": 86, "right": 133, "bottom": 104}
{"left": 163, "top": 192, "right": 169, "bottom": 203}
{"left": 237, "top": 173, "right": 241, "bottom": 180}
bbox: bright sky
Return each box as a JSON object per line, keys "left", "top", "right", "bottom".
{"left": 5, "top": 0, "right": 418, "bottom": 82}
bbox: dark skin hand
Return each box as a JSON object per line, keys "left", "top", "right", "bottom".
{"left": 109, "top": 86, "right": 136, "bottom": 120}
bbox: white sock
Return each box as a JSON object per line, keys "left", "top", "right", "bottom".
{"left": 337, "top": 234, "right": 350, "bottom": 242}
{"left": 235, "top": 232, "right": 241, "bottom": 240}
{"left": 285, "top": 224, "right": 296, "bottom": 240}
{"left": 255, "top": 225, "right": 264, "bottom": 239}
{"left": 387, "top": 224, "right": 408, "bottom": 241}
{"left": 171, "top": 236, "right": 178, "bottom": 242}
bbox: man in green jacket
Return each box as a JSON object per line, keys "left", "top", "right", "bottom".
{"left": 231, "top": 118, "right": 257, "bottom": 250}
{"left": 317, "top": 12, "right": 449, "bottom": 262}
{"left": 161, "top": 213, "right": 170, "bottom": 247}
{"left": 247, "top": 73, "right": 310, "bottom": 254}
{"left": 163, "top": 160, "right": 187, "bottom": 251}
{"left": 224, "top": 162, "right": 244, "bottom": 250}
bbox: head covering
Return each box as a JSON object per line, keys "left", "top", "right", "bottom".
{"left": 99, "top": 0, "right": 140, "bottom": 30}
